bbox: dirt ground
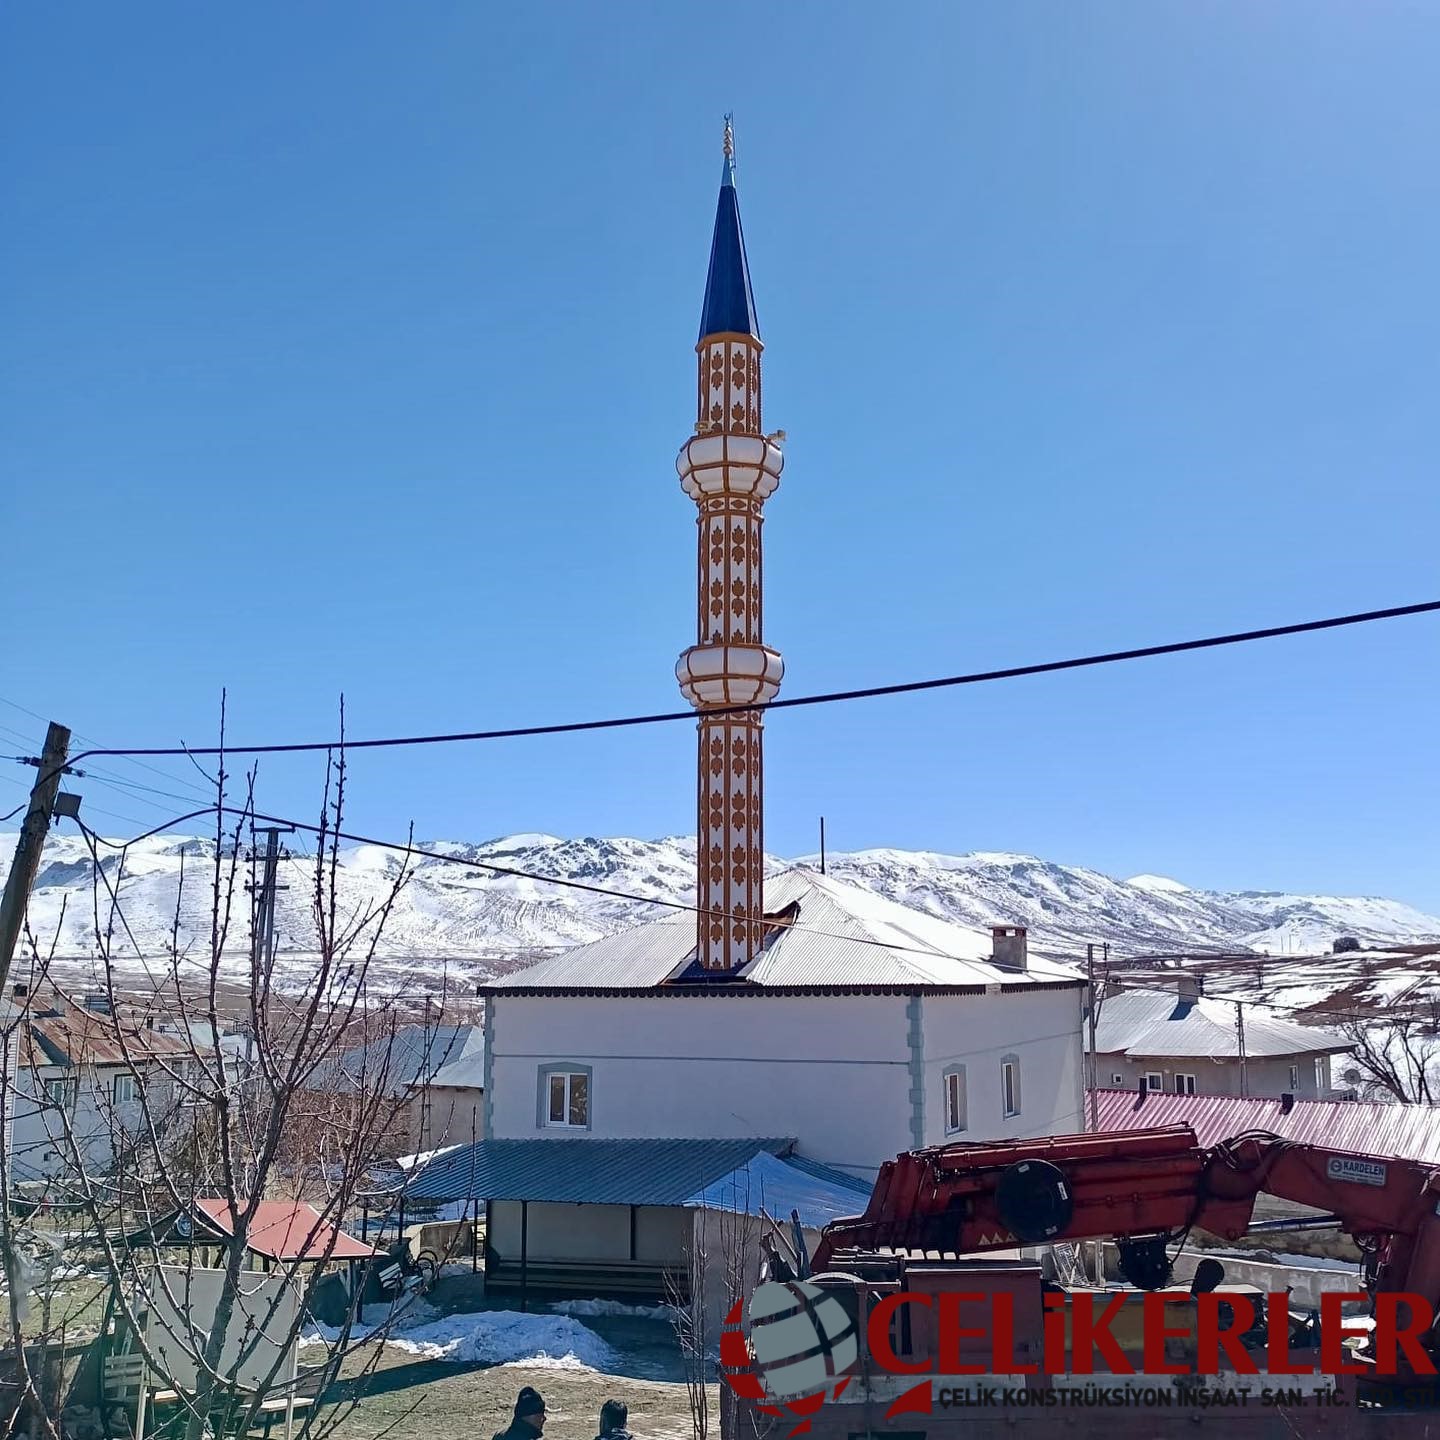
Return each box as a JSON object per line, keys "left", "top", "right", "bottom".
{"left": 328, "top": 1349, "right": 712, "bottom": 1440}
{"left": 324, "top": 1280, "right": 712, "bottom": 1440}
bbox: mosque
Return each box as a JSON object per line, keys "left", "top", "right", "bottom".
{"left": 410, "top": 123, "right": 1087, "bottom": 1309}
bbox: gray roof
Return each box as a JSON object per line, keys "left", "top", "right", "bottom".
{"left": 483, "top": 868, "right": 1083, "bottom": 994}
{"left": 324, "top": 1024, "right": 484, "bottom": 1098}
{"left": 423, "top": 1054, "right": 486, "bottom": 1091}
{"left": 407, "top": 1136, "right": 798, "bottom": 1205}
{"left": 1095, "top": 989, "right": 1351, "bottom": 1060}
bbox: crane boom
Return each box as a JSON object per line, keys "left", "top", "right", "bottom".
{"left": 811, "top": 1124, "right": 1440, "bottom": 1311}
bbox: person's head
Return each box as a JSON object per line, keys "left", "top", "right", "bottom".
{"left": 515, "top": 1387, "right": 546, "bottom": 1433}
{"left": 600, "top": 1400, "right": 628, "bottom": 1435}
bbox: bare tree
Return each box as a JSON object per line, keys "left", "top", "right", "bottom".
{"left": 1341, "top": 1008, "right": 1440, "bottom": 1104}
{"left": 0, "top": 702, "right": 455, "bottom": 1440}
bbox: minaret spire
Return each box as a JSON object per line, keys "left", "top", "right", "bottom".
{"left": 676, "top": 119, "right": 784, "bottom": 972}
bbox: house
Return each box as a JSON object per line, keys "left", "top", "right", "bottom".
{"left": 1, "top": 998, "right": 18, "bottom": 1178}
{"left": 322, "top": 1023, "right": 485, "bottom": 1154}
{"left": 8, "top": 988, "right": 197, "bottom": 1186}
{"left": 1093, "top": 978, "right": 1352, "bottom": 1098}
{"left": 410, "top": 878, "right": 1085, "bottom": 1309}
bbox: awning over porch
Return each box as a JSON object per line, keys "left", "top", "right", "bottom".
{"left": 405, "top": 1135, "right": 870, "bottom": 1227}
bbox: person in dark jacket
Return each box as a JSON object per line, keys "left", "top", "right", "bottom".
{"left": 493, "top": 1386, "right": 546, "bottom": 1440}
{"left": 596, "top": 1398, "right": 632, "bottom": 1440}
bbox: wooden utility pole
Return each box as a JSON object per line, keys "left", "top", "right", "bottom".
{"left": 0, "top": 722, "right": 71, "bottom": 996}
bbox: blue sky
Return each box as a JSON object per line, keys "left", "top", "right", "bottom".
{"left": 2, "top": 3, "right": 1437, "bottom": 908}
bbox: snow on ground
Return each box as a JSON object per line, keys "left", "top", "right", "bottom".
{"left": 1205, "top": 1247, "right": 1362, "bottom": 1274}
{"left": 378, "top": 1311, "right": 617, "bottom": 1369}
{"left": 549, "top": 1297, "right": 679, "bottom": 1321}
{"left": 300, "top": 1297, "right": 617, "bottom": 1371}
{"left": 396, "top": 1143, "right": 464, "bottom": 1171}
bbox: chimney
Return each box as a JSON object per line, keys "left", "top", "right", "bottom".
{"left": 991, "top": 925, "right": 1028, "bottom": 973}
{"left": 1280, "top": 1092, "right": 1295, "bottom": 1114}
{"left": 12, "top": 983, "right": 27, "bottom": 1000}
{"left": 1176, "top": 974, "right": 1204, "bottom": 1003}
{"left": 82, "top": 992, "right": 111, "bottom": 1015}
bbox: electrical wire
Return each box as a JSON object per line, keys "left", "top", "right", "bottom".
{"left": 0, "top": 693, "right": 214, "bottom": 803}
{"left": 73, "top": 799, "right": 1419, "bottom": 1026}
{"left": 35, "top": 598, "right": 1439, "bottom": 765}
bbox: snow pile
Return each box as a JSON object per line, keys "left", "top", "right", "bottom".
{"left": 550, "top": 1297, "right": 679, "bottom": 1321}
{"left": 301, "top": 1301, "right": 615, "bottom": 1371}
{"left": 383, "top": 1309, "right": 617, "bottom": 1370}
{"left": 300, "top": 1295, "right": 440, "bottom": 1347}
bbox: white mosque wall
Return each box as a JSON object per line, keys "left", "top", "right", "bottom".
{"left": 487, "top": 987, "right": 1087, "bottom": 1178}
{"left": 920, "top": 986, "right": 1088, "bottom": 1149}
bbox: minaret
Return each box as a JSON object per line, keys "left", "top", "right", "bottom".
{"left": 675, "top": 117, "right": 785, "bottom": 973}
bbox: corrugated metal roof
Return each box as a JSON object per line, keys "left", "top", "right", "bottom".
{"left": 319, "top": 1024, "right": 484, "bottom": 1098}
{"left": 425, "top": 1055, "right": 486, "bottom": 1090}
{"left": 191, "top": 1198, "right": 376, "bottom": 1260}
{"left": 25, "top": 1006, "right": 194, "bottom": 1068}
{"left": 1091, "top": 1089, "right": 1440, "bottom": 1166}
{"left": 1095, "top": 989, "right": 1350, "bottom": 1059}
{"left": 406, "top": 1136, "right": 795, "bottom": 1204}
{"left": 485, "top": 868, "right": 1082, "bottom": 994}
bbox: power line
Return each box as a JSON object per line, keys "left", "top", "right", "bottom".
{"left": 0, "top": 693, "right": 214, "bottom": 804}
{"left": 46, "top": 801, "right": 1421, "bottom": 1028}
{"left": 43, "top": 598, "right": 1440, "bottom": 765}
{"left": 158, "top": 804, "right": 1432, "bottom": 1021}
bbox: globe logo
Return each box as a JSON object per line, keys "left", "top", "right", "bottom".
{"left": 724, "top": 1279, "right": 856, "bottom": 1422}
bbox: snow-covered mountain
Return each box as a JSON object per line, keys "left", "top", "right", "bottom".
{"left": 3, "top": 831, "right": 1436, "bottom": 987}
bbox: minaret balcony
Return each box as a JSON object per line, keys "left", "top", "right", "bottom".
{"left": 676, "top": 643, "right": 784, "bottom": 708}
{"left": 677, "top": 433, "right": 783, "bottom": 502}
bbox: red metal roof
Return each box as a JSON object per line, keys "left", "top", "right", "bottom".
{"left": 192, "top": 1198, "right": 375, "bottom": 1261}
{"left": 1090, "top": 1088, "right": 1440, "bottom": 1166}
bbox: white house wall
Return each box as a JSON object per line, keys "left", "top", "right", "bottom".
{"left": 489, "top": 988, "right": 1086, "bottom": 1178}
{"left": 1101, "top": 1051, "right": 1335, "bottom": 1100}
{"left": 920, "top": 988, "right": 1088, "bottom": 1147}
{"left": 9, "top": 1062, "right": 171, "bottom": 1182}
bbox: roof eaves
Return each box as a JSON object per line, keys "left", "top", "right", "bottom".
{"left": 479, "top": 978, "right": 1086, "bottom": 999}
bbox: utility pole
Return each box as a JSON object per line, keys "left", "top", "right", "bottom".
{"left": 0, "top": 722, "right": 72, "bottom": 996}
{"left": 819, "top": 817, "right": 826, "bottom": 876}
{"left": 1086, "top": 944, "right": 1100, "bottom": 1132}
{"left": 1236, "top": 1001, "right": 1248, "bottom": 1098}
{"left": 246, "top": 826, "right": 292, "bottom": 980}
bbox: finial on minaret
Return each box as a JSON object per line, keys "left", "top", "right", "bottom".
{"left": 723, "top": 113, "right": 735, "bottom": 160}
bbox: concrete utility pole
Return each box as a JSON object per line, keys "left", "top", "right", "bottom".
{"left": 1236, "top": 1001, "right": 1248, "bottom": 1098}
{"left": 1086, "top": 944, "right": 1100, "bottom": 1131}
{"left": 246, "top": 826, "right": 292, "bottom": 979}
{"left": 0, "top": 722, "right": 71, "bottom": 996}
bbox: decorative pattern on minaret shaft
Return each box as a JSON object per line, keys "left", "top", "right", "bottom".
{"left": 675, "top": 121, "right": 784, "bottom": 972}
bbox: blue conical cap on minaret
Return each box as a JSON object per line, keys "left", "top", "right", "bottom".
{"left": 698, "top": 116, "right": 759, "bottom": 342}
